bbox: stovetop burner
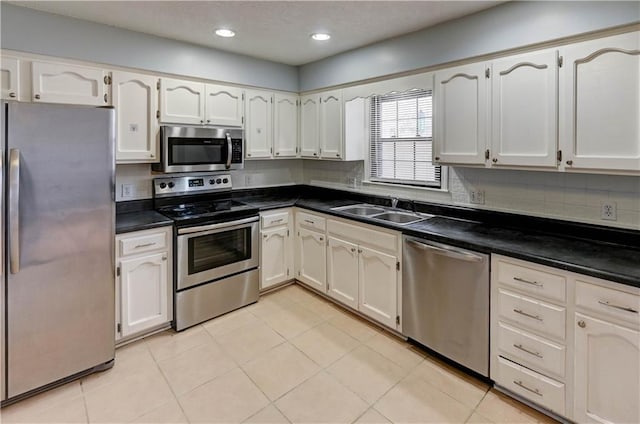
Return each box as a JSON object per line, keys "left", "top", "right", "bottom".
{"left": 156, "top": 198, "right": 258, "bottom": 227}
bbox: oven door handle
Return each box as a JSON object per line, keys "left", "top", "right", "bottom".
{"left": 225, "top": 133, "right": 232, "bottom": 169}
{"left": 178, "top": 216, "right": 259, "bottom": 235}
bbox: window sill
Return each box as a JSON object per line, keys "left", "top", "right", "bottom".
{"left": 363, "top": 179, "right": 449, "bottom": 193}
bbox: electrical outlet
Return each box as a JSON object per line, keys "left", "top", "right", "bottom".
{"left": 601, "top": 201, "right": 617, "bottom": 221}
{"left": 346, "top": 177, "right": 357, "bottom": 188}
{"left": 121, "top": 184, "right": 135, "bottom": 198}
{"left": 470, "top": 189, "right": 485, "bottom": 205}
{"left": 245, "top": 174, "right": 254, "bottom": 186}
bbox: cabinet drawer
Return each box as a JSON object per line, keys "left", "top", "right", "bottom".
{"left": 119, "top": 230, "right": 168, "bottom": 256}
{"left": 297, "top": 211, "right": 326, "bottom": 232}
{"left": 497, "top": 321, "right": 566, "bottom": 378}
{"left": 576, "top": 280, "right": 639, "bottom": 328}
{"left": 327, "top": 219, "right": 398, "bottom": 253}
{"left": 496, "top": 356, "right": 565, "bottom": 415}
{"left": 494, "top": 257, "right": 566, "bottom": 303}
{"left": 261, "top": 211, "right": 289, "bottom": 229}
{"left": 498, "top": 289, "right": 566, "bottom": 340}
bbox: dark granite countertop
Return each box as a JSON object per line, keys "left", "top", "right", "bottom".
{"left": 116, "top": 210, "right": 173, "bottom": 234}
{"left": 116, "top": 186, "right": 640, "bottom": 288}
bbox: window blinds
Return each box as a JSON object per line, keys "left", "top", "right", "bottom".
{"left": 369, "top": 89, "right": 440, "bottom": 187}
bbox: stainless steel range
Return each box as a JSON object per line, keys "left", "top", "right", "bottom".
{"left": 154, "top": 174, "right": 259, "bottom": 331}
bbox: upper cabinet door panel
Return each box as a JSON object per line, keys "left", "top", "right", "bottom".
{"left": 300, "top": 95, "right": 320, "bottom": 158}
{"left": 274, "top": 93, "right": 299, "bottom": 157}
{"left": 434, "top": 62, "right": 488, "bottom": 165}
{"left": 1, "top": 56, "right": 20, "bottom": 101}
{"left": 31, "top": 61, "right": 107, "bottom": 106}
{"left": 245, "top": 89, "right": 273, "bottom": 159}
{"left": 319, "top": 89, "right": 344, "bottom": 159}
{"left": 112, "top": 71, "right": 159, "bottom": 163}
{"left": 562, "top": 32, "right": 640, "bottom": 173}
{"left": 159, "top": 78, "right": 205, "bottom": 125}
{"left": 491, "top": 49, "right": 559, "bottom": 168}
{"left": 204, "top": 84, "right": 243, "bottom": 127}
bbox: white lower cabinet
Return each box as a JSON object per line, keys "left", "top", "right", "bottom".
{"left": 491, "top": 254, "right": 640, "bottom": 422}
{"left": 115, "top": 226, "right": 172, "bottom": 343}
{"left": 358, "top": 246, "right": 398, "bottom": 329}
{"left": 295, "top": 210, "right": 327, "bottom": 292}
{"left": 327, "top": 236, "right": 359, "bottom": 309}
{"left": 260, "top": 209, "right": 294, "bottom": 290}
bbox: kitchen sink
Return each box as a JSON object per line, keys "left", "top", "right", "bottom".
{"left": 372, "top": 211, "right": 428, "bottom": 225}
{"left": 332, "top": 204, "right": 386, "bottom": 216}
{"left": 333, "top": 204, "right": 433, "bottom": 225}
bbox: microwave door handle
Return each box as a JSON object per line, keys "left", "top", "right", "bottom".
{"left": 225, "top": 133, "right": 232, "bottom": 169}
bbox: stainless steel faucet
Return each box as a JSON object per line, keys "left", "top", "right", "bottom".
{"left": 391, "top": 197, "right": 399, "bottom": 208}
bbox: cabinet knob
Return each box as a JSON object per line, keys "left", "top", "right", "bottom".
{"left": 566, "top": 160, "right": 573, "bottom": 166}
{"left": 276, "top": 152, "right": 280, "bottom": 156}
{"left": 319, "top": 237, "right": 324, "bottom": 241}
{"left": 358, "top": 249, "right": 362, "bottom": 254}
{"left": 336, "top": 153, "right": 340, "bottom": 157}
{"left": 492, "top": 158, "right": 498, "bottom": 163}
{"left": 162, "top": 255, "right": 167, "bottom": 261}
{"left": 578, "top": 320, "right": 586, "bottom": 328}
{"left": 200, "top": 120, "right": 204, "bottom": 124}
{"left": 263, "top": 234, "right": 268, "bottom": 239}
{"left": 434, "top": 156, "right": 440, "bottom": 161}
{"left": 313, "top": 152, "right": 317, "bottom": 156}
{"left": 351, "top": 248, "right": 356, "bottom": 253}
{"left": 247, "top": 153, "right": 252, "bottom": 157}
{"left": 207, "top": 119, "right": 211, "bottom": 124}
{"left": 9, "top": 92, "right": 16, "bottom": 98}
{"left": 34, "top": 94, "right": 41, "bottom": 100}
{"left": 150, "top": 153, "right": 154, "bottom": 158}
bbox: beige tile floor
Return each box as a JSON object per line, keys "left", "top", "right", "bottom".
{"left": 1, "top": 283, "right": 559, "bottom": 424}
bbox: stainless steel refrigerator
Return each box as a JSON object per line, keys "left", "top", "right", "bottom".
{"left": 1, "top": 101, "right": 115, "bottom": 404}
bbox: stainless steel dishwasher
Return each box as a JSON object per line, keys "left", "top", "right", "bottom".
{"left": 403, "top": 235, "right": 490, "bottom": 377}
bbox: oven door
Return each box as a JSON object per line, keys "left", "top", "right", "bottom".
{"left": 177, "top": 217, "right": 259, "bottom": 290}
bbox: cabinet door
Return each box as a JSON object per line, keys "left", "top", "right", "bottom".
{"left": 245, "top": 89, "right": 273, "bottom": 159}
{"left": 261, "top": 226, "right": 291, "bottom": 290}
{"left": 327, "top": 236, "right": 358, "bottom": 309}
{"left": 31, "top": 61, "right": 108, "bottom": 106}
{"left": 204, "top": 84, "right": 243, "bottom": 126}
{"left": 300, "top": 95, "right": 320, "bottom": 158}
{"left": 574, "top": 313, "right": 639, "bottom": 423}
{"left": 274, "top": 93, "right": 299, "bottom": 157}
{"left": 159, "top": 78, "right": 205, "bottom": 125}
{"left": 491, "top": 50, "right": 558, "bottom": 168}
{"left": 119, "top": 252, "right": 169, "bottom": 337}
{"left": 562, "top": 32, "right": 640, "bottom": 172}
{"left": 112, "top": 71, "right": 159, "bottom": 163}
{"left": 434, "top": 63, "right": 488, "bottom": 165}
{"left": 358, "top": 246, "right": 397, "bottom": 328}
{"left": 297, "top": 227, "right": 326, "bottom": 292}
{"left": 1, "top": 56, "right": 20, "bottom": 100}
{"left": 319, "top": 90, "right": 344, "bottom": 159}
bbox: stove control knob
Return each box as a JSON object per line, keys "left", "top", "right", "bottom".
{"left": 159, "top": 182, "right": 167, "bottom": 189}
{"left": 223, "top": 178, "right": 229, "bottom": 183}
{"left": 216, "top": 178, "right": 222, "bottom": 184}
{"left": 168, "top": 182, "right": 175, "bottom": 188}
{"left": 209, "top": 179, "right": 216, "bottom": 185}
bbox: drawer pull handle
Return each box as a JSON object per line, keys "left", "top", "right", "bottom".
{"left": 598, "top": 300, "right": 638, "bottom": 314}
{"left": 513, "top": 308, "right": 543, "bottom": 321}
{"left": 134, "top": 242, "right": 156, "bottom": 249}
{"left": 271, "top": 219, "right": 284, "bottom": 224}
{"left": 304, "top": 219, "right": 315, "bottom": 224}
{"left": 513, "top": 343, "right": 543, "bottom": 358}
{"left": 513, "top": 380, "right": 542, "bottom": 396}
{"left": 513, "top": 276, "right": 542, "bottom": 287}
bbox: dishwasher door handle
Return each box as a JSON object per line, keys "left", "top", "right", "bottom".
{"left": 406, "top": 239, "right": 484, "bottom": 262}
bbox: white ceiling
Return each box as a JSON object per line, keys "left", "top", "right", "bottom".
{"left": 9, "top": 1, "right": 504, "bottom": 66}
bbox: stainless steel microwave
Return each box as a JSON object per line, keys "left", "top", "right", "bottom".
{"left": 152, "top": 125, "right": 244, "bottom": 173}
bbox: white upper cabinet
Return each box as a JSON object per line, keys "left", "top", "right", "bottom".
{"left": 1, "top": 56, "right": 20, "bottom": 101}
{"left": 491, "top": 49, "right": 559, "bottom": 168}
{"left": 434, "top": 62, "right": 489, "bottom": 165}
{"left": 273, "top": 93, "right": 299, "bottom": 157}
{"left": 300, "top": 94, "right": 320, "bottom": 158}
{"left": 561, "top": 31, "right": 640, "bottom": 173}
{"left": 319, "top": 89, "right": 344, "bottom": 159}
{"left": 159, "top": 78, "right": 205, "bottom": 125}
{"left": 245, "top": 89, "right": 273, "bottom": 159}
{"left": 31, "top": 61, "right": 108, "bottom": 106}
{"left": 342, "top": 96, "right": 366, "bottom": 161}
{"left": 204, "top": 84, "right": 244, "bottom": 127}
{"left": 112, "top": 71, "right": 159, "bottom": 163}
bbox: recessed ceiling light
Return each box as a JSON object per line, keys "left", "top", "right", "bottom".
{"left": 311, "top": 33, "right": 331, "bottom": 41}
{"left": 215, "top": 29, "right": 235, "bottom": 38}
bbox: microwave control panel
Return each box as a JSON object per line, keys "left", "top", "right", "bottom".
{"left": 232, "top": 139, "right": 243, "bottom": 163}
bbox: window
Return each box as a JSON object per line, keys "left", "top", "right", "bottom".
{"left": 368, "top": 89, "right": 441, "bottom": 188}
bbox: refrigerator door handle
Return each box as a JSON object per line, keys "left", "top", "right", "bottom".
{"left": 9, "top": 148, "right": 20, "bottom": 274}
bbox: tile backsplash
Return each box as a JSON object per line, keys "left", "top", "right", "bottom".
{"left": 116, "top": 159, "right": 639, "bottom": 230}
